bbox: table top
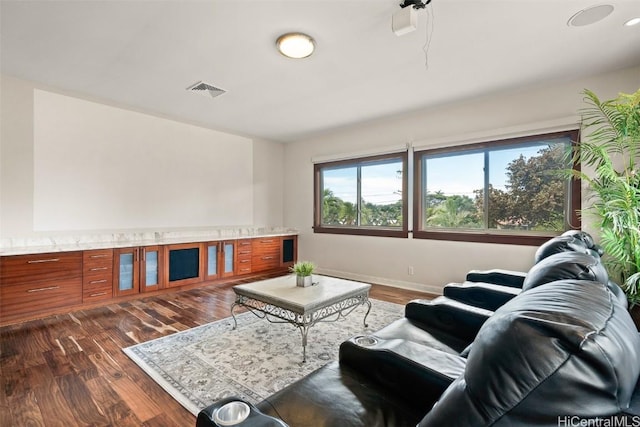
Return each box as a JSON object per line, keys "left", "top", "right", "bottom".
{"left": 233, "top": 275, "right": 371, "bottom": 314}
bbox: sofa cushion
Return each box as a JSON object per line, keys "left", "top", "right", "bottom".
{"left": 523, "top": 251, "right": 608, "bottom": 291}
{"left": 417, "top": 280, "right": 640, "bottom": 426}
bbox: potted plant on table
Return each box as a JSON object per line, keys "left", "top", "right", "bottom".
{"left": 568, "top": 88, "right": 640, "bottom": 326}
{"left": 291, "top": 261, "right": 315, "bottom": 287}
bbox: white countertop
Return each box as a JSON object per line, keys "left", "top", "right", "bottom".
{"left": 0, "top": 226, "right": 298, "bottom": 256}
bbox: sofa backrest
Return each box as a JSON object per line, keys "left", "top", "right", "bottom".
{"left": 417, "top": 279, "right": 640, "bottom": 426}
{"left": 534, "top": 235, "right": 590, "bottom": 263}
{"left": 562, "top": 230, "right": 604, "bottom": 256}
{"left": 523, "top": 251, "right": 608, "bottom": 291}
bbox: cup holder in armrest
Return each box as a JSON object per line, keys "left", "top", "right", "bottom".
{"left": 214, "top": 401, "right": 250, "bottom": 426}
{"left": 354, "top": 335, "right": 379, "bottom": 347}
{"left": 197, "top": 397, "right": 289, "bottom": 427}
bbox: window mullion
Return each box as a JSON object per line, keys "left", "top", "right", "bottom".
{"left": 483, "top": 150, "right": 490, "bottom": 230}
{"left": 356, "top": 165, "right": 362, "bottom": 226}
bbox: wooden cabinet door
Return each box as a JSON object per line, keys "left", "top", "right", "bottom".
{"left": 165, "top": 243, "right": 205, "bottom": 288}
{"left": 113, "top": 247, "right": 140, "bottom": 296}
{"left": 140, "top": 245, "right": 163, "bottom": 292}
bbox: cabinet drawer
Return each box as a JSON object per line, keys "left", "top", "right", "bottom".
{"left": 83, "top": 271, "right": 113, "bottom": 287}
{"left": 83, "top": 249, "right": 113, "bottom": 262}
{"left": 83, "top": 282, "right": 112, "bottom": 302}
{"left": 237, "top": 256, "right": 252, "bottom": 275}
{"left": 237, "top": 265, "right": 253, "bottom": 275}
{"left": 84, "top": 264, "right": 113, "bottom": 276}
{"left": 237, "top": 239, "right": 253, "bottom": 248}
{"left": 0, "top": 252, "right": 82, "bottom": 285}
{"left": 252, "top": 255, "right": 280, "bottom": 272}
{"left": 1, "top": 278, "right": 82, "bottom": 317}
{"left": 237, "top": 249, "right": 252, "bottom": 257}
{"left": 252, "top": 238, "right": 280, "bottom": 251}
{"left": 83, "top": 249, "right": 113, "bottom": 269}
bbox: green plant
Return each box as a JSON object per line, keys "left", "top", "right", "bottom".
{"left": 290, "top": 261, "right": 315, "bottom": 277}
{"left": 569, "top": 88, "right": 640, "bottom": 305}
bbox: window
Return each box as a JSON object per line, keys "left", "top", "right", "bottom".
{"left": 413, "top": 130, "right": 580, "bottom": 245}
{"left": 314, "top": 152, "right": 408, "bottom": 237}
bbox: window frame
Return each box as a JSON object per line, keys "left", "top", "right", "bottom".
{"left": 412, "top": 130, "right": 581, "bottom": 246}
{"left": 313, "top": 151, "right": 409, "bottom": 238}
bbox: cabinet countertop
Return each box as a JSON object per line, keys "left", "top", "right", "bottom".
{"left": 1, "top": 227, "right": 298, "bottom": 256}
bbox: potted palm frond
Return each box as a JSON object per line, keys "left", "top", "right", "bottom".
{"left": 568, "top": 88, "right": 640, "bottom": 325}
{"left": 290, "top": 261, "right": 315, "bottom": 287}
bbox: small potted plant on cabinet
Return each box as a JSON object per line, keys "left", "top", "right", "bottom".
{"left": 291, "top": 261, "right": 315, "bottom": 287}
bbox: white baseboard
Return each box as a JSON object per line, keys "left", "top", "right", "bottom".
{"left": 316, "top": 268, "right": 443, "bottom": 296}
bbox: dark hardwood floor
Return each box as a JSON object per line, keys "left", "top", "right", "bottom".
{"left": 0, "top": 274, "right": 435, "bottom": 427}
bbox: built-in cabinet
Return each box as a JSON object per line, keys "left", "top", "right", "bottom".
{"left": 113, "top": 246, "right": 163, "bottom": 296}
{"left": 0, "top": 235, "right": 296, "bottom": 325}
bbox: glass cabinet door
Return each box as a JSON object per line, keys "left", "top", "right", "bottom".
{"left": 114, "top": 248, "right": 140, "bottom": 296}
{"left": 140, "top": 245, "right": 162, "bottom": 292}
{"left": 206, "top": 242, "right": 219, "bottom": 280}
{"left": 119, "top": 253, "right": 134, "bottom": 291}
{"left": 222, "top": 241, "right": 235, "bottom": 277}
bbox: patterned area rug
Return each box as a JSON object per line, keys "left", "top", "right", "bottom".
{"left": 123, "top": 299, "right": 404, "bottom": 416}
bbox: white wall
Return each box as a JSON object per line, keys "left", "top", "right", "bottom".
{"left": 0, "top": 74, "right": 285, "bottom": 238}
{"left": 283, "top": 66, "right": 640, "bottom": 294}
{"left": 252, "top": 138, "right": 284, "bottom": 228}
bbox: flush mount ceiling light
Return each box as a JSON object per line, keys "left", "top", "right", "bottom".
{"left": 568, "top": 4, "right": 614, "bottom": 27}
{"left": 276, "top": 33, "right": 315, "bottom": 59}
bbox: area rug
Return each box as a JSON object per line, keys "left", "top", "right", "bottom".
{"left": 123, "top": 299, "right": 404, "bottom": 416}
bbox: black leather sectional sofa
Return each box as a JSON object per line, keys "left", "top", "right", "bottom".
{"left": 197, "top": 232, "right": 640, "bottom": 427}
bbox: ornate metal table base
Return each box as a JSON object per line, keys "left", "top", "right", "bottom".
{"left": 231, "top": 293, "right": 372, "bottom": 363}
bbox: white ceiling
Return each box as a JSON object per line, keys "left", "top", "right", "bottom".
{"left": 2, "top": 0, "right": 639, "bottom": 143}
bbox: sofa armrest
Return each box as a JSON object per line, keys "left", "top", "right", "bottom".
{"left": 339, "top": 337, "right": 466, "bottom": 408}
{"left": 443, "top": 281, "right": 520, "bottom": 311}
{"left": 405, "top": 297, "right": 493, "bottom": 343}
{"left": 256, "top": 361, "right": 427, "bottom": 427}
{"left": 465, "top": 269, "right": 526, "bottom": 288}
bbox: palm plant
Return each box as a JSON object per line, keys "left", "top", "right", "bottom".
{"left": 569, "top": 88, "right": 640, "bottom": 305}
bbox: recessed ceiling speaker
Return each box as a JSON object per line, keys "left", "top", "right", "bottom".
{"left": 393, "top": 6, "right": 417, "bottom": 36}
{"left": 567, "top": 4, "right": 614, "bottom": 27}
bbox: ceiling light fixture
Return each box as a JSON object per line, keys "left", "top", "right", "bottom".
{"left": 624, "top": 17, "right": 640, "bottom": 26}
{"left": 276, "top": 33, "right": 315, "bottom": 59}
{"left": 567, "top": 4, "right": 614, "bottom": 27}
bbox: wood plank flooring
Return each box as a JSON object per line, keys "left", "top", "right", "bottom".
{"left": 0, "top": 274, "right": 436, "bottom": 427}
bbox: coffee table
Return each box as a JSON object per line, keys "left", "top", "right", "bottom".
{"left": 230, "top": 275, "right": 372, "bottom": 362}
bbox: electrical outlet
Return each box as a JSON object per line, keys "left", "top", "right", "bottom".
{"left": 408, "top": 266, "right": 414, "bottom": 275}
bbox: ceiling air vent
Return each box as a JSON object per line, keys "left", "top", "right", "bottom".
{"left": 186, "top": 81, "right": 226, "bottom": 99}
